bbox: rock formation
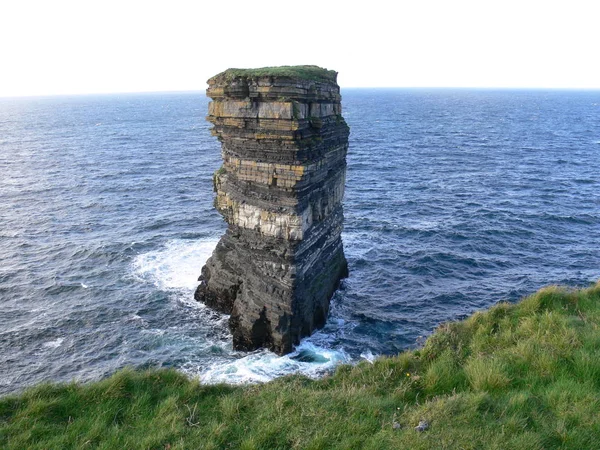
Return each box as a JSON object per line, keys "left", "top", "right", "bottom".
{"left": 195, "top": 66, "right": 349, "bottom": 355}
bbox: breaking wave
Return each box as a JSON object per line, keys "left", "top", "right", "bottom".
{"left": 132, "top": 239, "right": 352, "bottom": 384}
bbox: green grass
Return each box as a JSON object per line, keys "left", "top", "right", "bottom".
{"left": 210, "top": 65, "right": 338, "bottom": 83}
{"left": 2, "top": 282, "right": 600, "bottom": 449}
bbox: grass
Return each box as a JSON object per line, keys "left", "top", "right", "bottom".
{"left": 210, "top": 65, "right": 338, "bottom": 83}
{"left": 2, "top": 282, "right": 600, "bottom": 449}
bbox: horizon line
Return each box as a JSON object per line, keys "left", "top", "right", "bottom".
{"left": 2, "top": 86, "right": 600, "bottom": 99}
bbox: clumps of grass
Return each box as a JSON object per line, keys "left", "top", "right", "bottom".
{"left": 212, "top": 166, "right": 226, "bottom": 192}
{"left": 1, "top": 281, "right": 599, "bottom": 449}
{"left": 210, "top": 65, "right": 338, "bottom": 84}
{"left": 423, "top": 350, "right": 467, "bottom": 395}
{"left": 464, "top": 357, "right": 511, "bottom": 391}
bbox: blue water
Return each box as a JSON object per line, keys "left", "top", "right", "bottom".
{"left": 1, "top": 89, "right": 599, "bottom": 395}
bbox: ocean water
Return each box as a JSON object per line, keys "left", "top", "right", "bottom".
{"left": 1, "top": 89, "right": 599, "bottom": 395}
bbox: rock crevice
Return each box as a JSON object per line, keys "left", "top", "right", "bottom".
{"left": 195, "top": 66, "right": 349, "bottom": 355}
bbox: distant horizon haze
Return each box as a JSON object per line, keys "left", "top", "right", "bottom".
{"left": 3, "top": 85, "right": 600, "bottom": 100}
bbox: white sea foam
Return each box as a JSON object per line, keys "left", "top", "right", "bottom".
{"left": 198, "top": 340, "right": 350, "bottom": 384}
{"left": 133, "top": 238, "right": 350, "bottom": 384}
{"left": 360, "top": 350, "right": 378, "bottom": 364}
{"left": 132, "top": 239, "right": 218, "bottom": 291}
{"left": 42, "top": 338, "right": 64, "bottom": 349}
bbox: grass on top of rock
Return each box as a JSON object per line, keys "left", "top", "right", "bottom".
{"left": 211, "top": 65, "right": 338, "bottom": 83}
{"left": 2, "top": 282, "right": 600, "bottom": 449}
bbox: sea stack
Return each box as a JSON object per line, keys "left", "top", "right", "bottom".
{"left": 195, "top": 66, "right": 349, "bottom": 355}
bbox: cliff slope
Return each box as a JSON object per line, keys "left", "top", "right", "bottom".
{"left": 3, "top": 282, "right": 599, "bottom": 449}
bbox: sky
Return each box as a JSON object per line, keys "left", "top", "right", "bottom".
{"left": 1, "top": 0, "right": 599, "bottom": 97}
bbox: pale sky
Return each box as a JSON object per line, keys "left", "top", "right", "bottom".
{"left": 1, "top": 0, "right": 599, "bottom": 97}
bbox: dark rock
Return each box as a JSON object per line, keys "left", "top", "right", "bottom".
{"left": 415, "top": 420, "right": 429, "bottom": 432}
{"left": 195, "top": 66, "right": 349, "bottom": 355}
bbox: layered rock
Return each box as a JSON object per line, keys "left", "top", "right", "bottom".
{"left": 195, "top": 66, "right": 349, "bottom": 355}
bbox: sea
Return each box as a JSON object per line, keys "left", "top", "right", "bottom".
{"left": 1, "top": 89, "right": 599, "bottom": 395}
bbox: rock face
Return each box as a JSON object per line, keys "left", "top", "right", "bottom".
{"left": 195, "top": 66, "right": 349, "bottom": 355}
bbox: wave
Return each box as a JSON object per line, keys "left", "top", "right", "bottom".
{"left": 132, "top": 239, "right": 218, "bottom": 291}
{"left": 42, "top": 338, "right": 65, "bottom": 349}
{"left": 197, "top": 340, "right": 350, "bottom": 384}
{"left": 132, "top": 238, "right": 354, "bottom": 384}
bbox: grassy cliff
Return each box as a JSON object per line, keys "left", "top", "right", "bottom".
{"left": 2, "top": 282, "right": 599, "bottom": 449}
{"left": 209, "top": 65, "right": 338, "bottom": 83}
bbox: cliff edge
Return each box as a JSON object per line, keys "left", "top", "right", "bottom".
{"left": 195, "top": 65, "right": 350, "bottom": 355}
